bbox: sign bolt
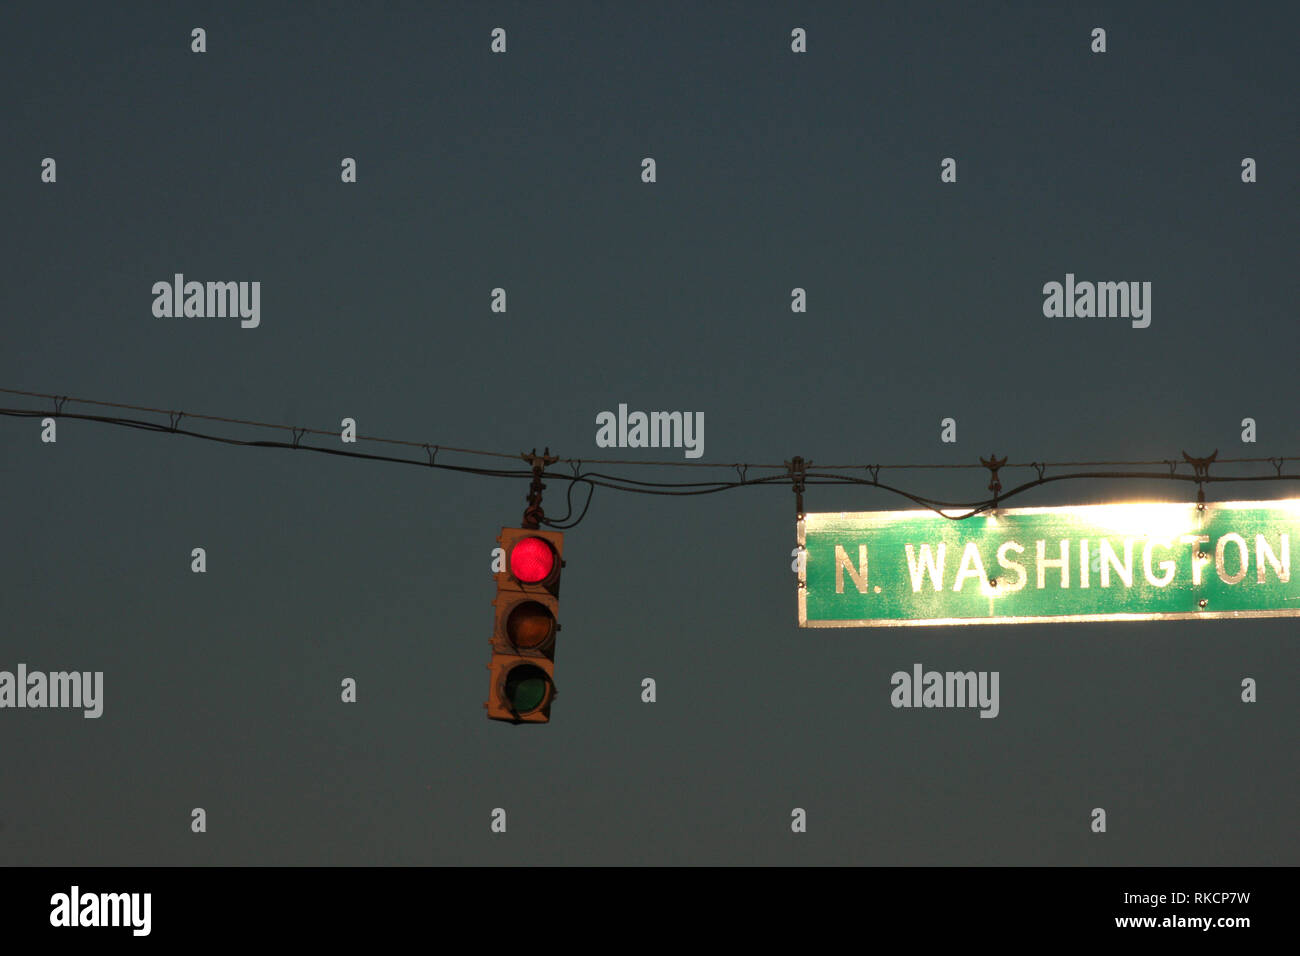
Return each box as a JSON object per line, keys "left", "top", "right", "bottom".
{"left": 1198, "top": 599, "right": 1208, "bottom": 609}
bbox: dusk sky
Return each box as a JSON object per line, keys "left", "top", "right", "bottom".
{"left": 2, "top": 1, "right": 1296, "bottom": 864}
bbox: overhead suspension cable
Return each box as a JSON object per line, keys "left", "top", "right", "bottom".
{"left": 4, "top": 387, "right": 1298, "bottom": 529}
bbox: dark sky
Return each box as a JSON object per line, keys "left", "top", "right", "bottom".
{"left": 2, "top": 1, "right": 1297, "bottom": 865}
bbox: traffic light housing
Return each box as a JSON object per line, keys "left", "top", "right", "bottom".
{"left": 487, "top": 527, "right": 564, "bottom": 723}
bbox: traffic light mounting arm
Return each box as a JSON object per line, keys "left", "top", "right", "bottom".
{"left": 521, "top": 447, "right": 559, "bottom": 529}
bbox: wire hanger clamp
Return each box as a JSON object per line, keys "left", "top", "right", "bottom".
{"left": 1182, "top": 449, "right": 1218, "bottom": 508}
{"left": 980, "top": 454, "right": 1008, "bottom": 510}
{"left": 521, "top": 447, "right": 559, "bottom": 529}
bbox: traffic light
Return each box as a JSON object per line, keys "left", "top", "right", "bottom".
{"left": 487, "top": 527, "right": 564, "bottom": 723}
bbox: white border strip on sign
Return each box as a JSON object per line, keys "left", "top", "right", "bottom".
{"left": 800, "top": 608, "right": 1300, "bottom": 628}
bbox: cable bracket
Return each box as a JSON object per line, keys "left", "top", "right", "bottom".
{"left": 980, "top": 454, "right": 1008, "bottom": 509}
{"left": 786, "top": 456, "right": 809, "bottom": 517}
{"left": 1182, "top": 449, "right": 1217, "bottom": 508}
{"left": 521, "top": 447, "right": 558, "bottom": 529}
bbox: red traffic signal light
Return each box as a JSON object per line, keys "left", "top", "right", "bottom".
{"left": 487, "top": 528, "right": 565, "bottom": 723}
{"left": 509, "top": 535, "right": 557, "bottom": 585}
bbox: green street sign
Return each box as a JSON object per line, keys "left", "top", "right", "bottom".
{"left": 797, "top": 500, "right": 1300, "bottom": 627}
